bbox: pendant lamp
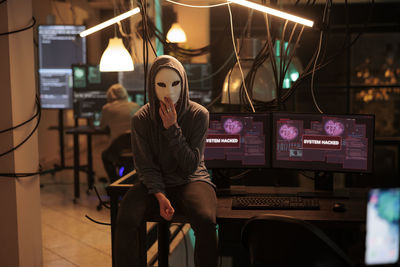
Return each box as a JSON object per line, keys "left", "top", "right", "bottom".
{"left": 100, "top": 37, "right": 134, "bottom": 72}
{"left": 166, "top": 23, "right": 187, "bottom": 43}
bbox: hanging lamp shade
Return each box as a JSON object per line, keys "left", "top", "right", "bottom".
{"left": 100, "top": 37, "right": 134, "bottom": 72}
{"left": 166, "top": 23, "right": 187, "bottom": 43}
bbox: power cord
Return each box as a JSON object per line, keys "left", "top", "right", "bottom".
{"left": 93, "top": 185, "right": 111, "bottom": 209}
{"left": 299, "top": 171, "right": 315, "bottom": 181}
{"left": 0, "top": 16, "right": 36, "bottom": 36}
{"left": 0, "top": 94, "right": 41, "bottom": 159}
{"left": 310, "top": 0, "right": 331, "bottom": 114}
{"left": 84, "top": 186, "right": 111, "bottom": 225}
{"left": 227, "top": 2, "right": 255, "bottom": 112}
{"left": 85, "top": 215, "right": 111, "bottom": 226}
{"left": 165, "top": 0, "right": 228, "bottom": 9}
{"left": 0, "top": 96, "right": 41, "bottom": 134}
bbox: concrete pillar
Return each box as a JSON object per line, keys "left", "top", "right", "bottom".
{"left": 0, "top": 0, "right": 43, "bottom": 266}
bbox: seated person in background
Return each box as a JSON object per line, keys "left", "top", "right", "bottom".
{"left": 100, "top": 83, "right": 140, "bottom": 183}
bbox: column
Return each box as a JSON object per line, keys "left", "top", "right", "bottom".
{"left": 0, "top": 0, "right": 43, "bottom": 266}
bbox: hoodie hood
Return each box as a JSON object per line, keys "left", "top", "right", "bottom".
{"left": 148, "top": 55, "right": 189, "bottom": 124}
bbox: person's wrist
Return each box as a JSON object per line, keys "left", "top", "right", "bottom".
{"left": 154, "top": 192, "right": 166, "bottom": 201}
{"left": 165, "top": 122, "right": 177, "bottom": 130}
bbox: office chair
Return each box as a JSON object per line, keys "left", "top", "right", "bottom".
{"left": 241, "top": 214, "right": 354, "bottom": 267}
{"left": 115, "top": 150, "right": 135, "bottom": 178}
{"left": 97, "top": 133, "right": 134, "bottom": 211}
{"left": 101, "top": 132, "right": 134, "bottom": 183}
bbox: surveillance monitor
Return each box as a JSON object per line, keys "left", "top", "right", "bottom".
{"left": 272, "top": 112, "right": 375, "bottom": 173}
{"left": 204, "top": 112, "right": 271, "bottom": 169}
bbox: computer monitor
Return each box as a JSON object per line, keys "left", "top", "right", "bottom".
{"left": 38, "top": 25, "right": 86, "bottom": 109}
{"left": 204, "top": 112, "right": 271, "bottom": 195}
{"left": 72, "top": 64, "right": 118, "bottom": 120}
{"left": 365, "top": 188, "right": 400, "bottom": 266}
{"left": 272, "top": 112, "right": 375, "bottom": 174}
{"left": 205, "top": 112, "right": 271, "bottom": 169}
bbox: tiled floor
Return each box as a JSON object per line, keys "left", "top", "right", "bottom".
{"left": 40, "top": 137, "right": 113, "bottom": 267}
{"left": 39, "top": 136, "right": 198, "bottom": 267}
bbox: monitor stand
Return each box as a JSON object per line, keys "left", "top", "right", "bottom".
{"left": 212, "top": 169, "right": 247, "bottom": 197}
{"left": 297, "top": 171, "right": 349, "bottom": 199}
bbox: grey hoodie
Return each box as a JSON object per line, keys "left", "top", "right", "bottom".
{"left": 131, "top": 55, "right": 214, "bottom": 194}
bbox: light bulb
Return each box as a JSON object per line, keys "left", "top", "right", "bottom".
{"left": 100, "top": 38, "right": 134, "bottom": 72}
{"left": 166, "top": 23, "right": 187, "bottom": 43}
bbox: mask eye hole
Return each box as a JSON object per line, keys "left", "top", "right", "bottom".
{"left": 157, "top": 82, "right": 166, "bottom": 87}
{"left": 172, "top": 80, "right": 180, "bottom": 87}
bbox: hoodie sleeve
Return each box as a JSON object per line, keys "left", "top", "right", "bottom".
{"left": 162, "top": 108, "right": 208, "bottom": 177}
{"left": 131, "top": 116, "right": 165, "bottom": 194}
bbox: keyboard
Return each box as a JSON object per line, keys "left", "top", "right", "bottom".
{"left": 232, "top": 194, "right": 320, "bottom": 210}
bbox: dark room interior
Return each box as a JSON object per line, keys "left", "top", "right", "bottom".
{"left": 1, "top": 0, "right": 399, "bottom": 266}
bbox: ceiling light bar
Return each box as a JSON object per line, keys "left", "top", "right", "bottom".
{"left": 79, "top": 7, "right": 141, "bottom": 37}
{"left": 228, "top": 0, "right": 314, "bottom": 27}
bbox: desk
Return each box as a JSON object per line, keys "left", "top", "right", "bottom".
{"left": 218, "top": 186, "right": 367, "bottom": 223}
{"left": 107, "top": 172, "right": 368, "bottom": 267}
{"left": 65, "top": 125, "right": 109, "bottom": 201}
{"left": 217, "top": 187, "right": 368, "bottom": 266}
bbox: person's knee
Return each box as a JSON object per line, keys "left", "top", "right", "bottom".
{"left": 191, "top": 208, "right": 217, "bottom": 232}
{"left": 116, "top": 184, "right": 149, "bottom": 228}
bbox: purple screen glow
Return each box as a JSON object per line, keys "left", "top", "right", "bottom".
{"left": 274, "top": 113, "right": 373, "bottom": 172}
{"left": 324, "top": 120, "right": 344, "bottom": 136}
{"left": 223, "top": 119, "right": 243, "bottom": 134}
{"left": 279, "top": 124, "right": 299, "bottom": 140}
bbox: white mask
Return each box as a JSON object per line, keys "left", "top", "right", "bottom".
{"left": 154, "top": 68, "right": 182, "bottom": 105}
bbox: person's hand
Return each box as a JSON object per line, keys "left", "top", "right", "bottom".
{"left": 159, "top": 97, "right": 177, "bottom": 129}
{"left": 154, "top": 192, "right": 175, "bottom": 221}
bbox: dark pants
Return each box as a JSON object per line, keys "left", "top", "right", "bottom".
{"left": 115, "top": 181, "right": 218, "bottom": 267}
{"left": 102, "top": 133, "right": 132, "bottom": 183}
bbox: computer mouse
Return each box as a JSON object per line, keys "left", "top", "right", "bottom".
{"left": 332, "top": 202, "right": 346, "bottom": 212}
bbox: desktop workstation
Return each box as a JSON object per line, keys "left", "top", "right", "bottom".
{"left": 37, "top": 26, "right": 111, "bottom": 198}
{"left": 203, "top": 111, "right": 376, "bottom": 267}
{"left": 107, "top": 172, "right": 370, "bottom": 267}
{"left": 65, "top": 65, "right": 118, "bottom": 200}
{"left": 211, "top": 111, "right": 375, "bottom": 266}
{"left": 106, "top": 111, "right": 378, "bottom": 267}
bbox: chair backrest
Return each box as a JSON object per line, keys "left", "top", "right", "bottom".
{"left": 108, "top": 133, "right": 134, "bottom": 177}
{"left": 109, "top": 133, "right": 132, "bottom": 154}
{"left": 241, "top": 214, "right": 354, "bottom": 267}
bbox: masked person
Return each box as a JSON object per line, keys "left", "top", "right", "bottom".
{"left": 100, "top": 84, "right": 140, "bottom": 183}
{"left": 115, "top": 55, "right": 218, "bottom": 267}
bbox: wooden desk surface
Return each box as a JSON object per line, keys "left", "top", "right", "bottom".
{"left": 217, "top": 186, "right": 368, "bottom": 224}
{"left": 106, "top": 172, "right": 369, "bottom": 266}
{"left": 107, "top": 173, "right": 368, "bottom": 224}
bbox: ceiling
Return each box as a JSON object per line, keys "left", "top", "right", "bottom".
{"left": 85, "top": 0, "right": 395, "bottom": 10}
